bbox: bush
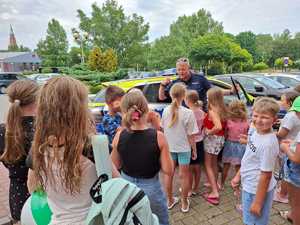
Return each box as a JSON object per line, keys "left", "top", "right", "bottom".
{"left": 207, "top": 62, "right": 226, "bottom": 75}
{"left": 89, "top": 84, "right": 103, "bottom": 94}
{"left": 294, "top": 60, "right": 300, "bottom": 70}
{"left": 253, "top": 62, "right": 268, "bottom": 71}
{"left": 41, "top": 68, "right": 52, "bottom": 73}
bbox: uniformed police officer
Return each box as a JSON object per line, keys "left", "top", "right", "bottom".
{"left": 158, "top": 57, "right": 235, "bottom": 110}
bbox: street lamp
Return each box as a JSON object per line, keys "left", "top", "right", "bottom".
{"left": 72, "top": 30, "right": 89, "bottom": 64}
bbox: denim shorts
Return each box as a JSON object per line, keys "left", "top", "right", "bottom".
{"left": 284, "top": 158, "right": 300, "bottom": 188}
{"left": 122, "top": 173, "right": 169, "bottom": 225}
{"left": 170, "top": 151, "right": 191, "bottom": 165}
{"left": 242, "top": 189, "right": 274, "bottom": 225}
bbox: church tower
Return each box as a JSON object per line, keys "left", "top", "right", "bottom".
{"left": 8, "top": 25, "right": 18, "bottom": 50}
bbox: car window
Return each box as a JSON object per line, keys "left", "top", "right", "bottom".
{"left": 144, "top": 83, "right": 171, "bottom": 103}
{"left": 210, "top": 79, "right": 249, "bottom": 106}
{"left": 255, "top": 76, "right": 286, "bottom": 89}
{"left": 236, "top": 77, "right": 261, "bottom": 91}
{"left": 3, "top": 74, "right": 17, "bottom": 80}
{"left": 278, "top": 77, "right": 300, "bottom": 87}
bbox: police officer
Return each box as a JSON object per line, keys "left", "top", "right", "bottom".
{"left": 158, "top": 57, "right": 235, "bottom": 109}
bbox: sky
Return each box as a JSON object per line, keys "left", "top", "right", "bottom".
{"left": 1, "top": 0, "right": 300, "bottom": 50}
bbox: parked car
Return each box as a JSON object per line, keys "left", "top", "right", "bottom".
{"left": 89, "top": 75, "right": 254, "bottom": 125}
{"left": 0, "top": 72, "right": 28, "bottom": 94}
{"left": 265, "top": 73, "right": 300, "bottom": 88}
{"left": 28, "top": 73, "right": 60, "bottom": 85}
{"left": 215, "top": 73, "right": 293, "bottom": 100}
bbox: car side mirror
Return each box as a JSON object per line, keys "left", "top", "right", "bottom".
{"left": 254, "top": 85, "right": 264, "bottom": 92}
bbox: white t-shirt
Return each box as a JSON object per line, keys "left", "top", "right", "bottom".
{"left": 162, "top": 105, "right": 198, "bottom": 152}
{"left": 241, "top": 128, "right": 279, "bottom": 194}
{"left": 280, "top": 111, "right": 300, "bottom": 140}
{"left": 45, "top": 152, "right": 97, "bottom": 225}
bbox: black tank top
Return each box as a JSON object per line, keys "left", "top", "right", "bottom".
{"left": 117, "top": 128, "right": 161, "bottom": 179}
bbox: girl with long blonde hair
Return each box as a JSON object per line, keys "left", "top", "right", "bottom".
{"left": 111, "top": 90, "right": 173, "bottom": 225}
{"left": 32, "top": 76, "right": 117, "bottom": 224}
{"left": 161, "top": 83, "right": 198, "bottom": 213}
{"left": 203, "top": 87, "right": 227, "bottom": 205}
{"left": 0, "top": 80, "right": 39, "bottom": 222}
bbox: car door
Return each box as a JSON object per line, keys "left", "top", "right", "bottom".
{"left": 235, "top": 76, "right": 266, "bottom": 97}
{"left": 142, "top": 82, "right": 170, "bottom": 116}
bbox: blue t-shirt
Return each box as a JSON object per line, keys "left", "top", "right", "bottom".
{"left": 101, "top": 113, "right": 122, "bottom": 146}
{"left": 164, "top": 72, "right": 211, "bottom": 108}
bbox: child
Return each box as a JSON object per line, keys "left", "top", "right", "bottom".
{"left": 280, "top": 133, "right": 300, "bottom": 225}
{"left": 232, "top": 97, "right": 280, "bottom": 225}
{"left": 101, "top": 85, "right": 125, "bottom": 152}
{"left": 275, "top": 91, "right": 300, "bottom": 205}
{"left": 111, "top": 90, "right": 173, "bottom": 225}
{"left": 161, "top": 83, "right": 198, "bottom": 213}
{"left": 184, "top": 90, "right": 205, "bottom": 196}
{"left": 0, "top": 80, "right": 39, "bottom": 223}
{"left": 203, "top": 87, "right": 227, "bottom": 205}
{"left": 32, "top": 76, "right": 118, "bottom": 224}
{"left": 221, "top": 100, "right": 249, "bottom": 188}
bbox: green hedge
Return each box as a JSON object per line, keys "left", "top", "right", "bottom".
{"left": 253, "top": 62, "right": 269, "bottom": 71}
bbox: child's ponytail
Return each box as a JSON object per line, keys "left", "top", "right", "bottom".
{"left": 169, "top": 83, "right": 186, "bottom": 127}
{"left": 121, "top": 90, "right": 149, "bottom": 131}
{"left": 1, "top": 80, "right": 39, "bottom": 164}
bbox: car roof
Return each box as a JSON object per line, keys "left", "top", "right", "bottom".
{"left": 265, "top": 73, "right": 300, "bottom": 78}
{"left": 101, "top": 75, "right": 231, "bottom": 91}
{"left": 0, "top": 72, "right": 21, "bottom": 75}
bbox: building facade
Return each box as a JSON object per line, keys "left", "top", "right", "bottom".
{"left": 0, "top": 52, "right": 41, "bottom": 72}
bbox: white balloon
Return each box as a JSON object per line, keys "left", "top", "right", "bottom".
{"left": 21, "top": 197, "right": 37, "bottom": 225}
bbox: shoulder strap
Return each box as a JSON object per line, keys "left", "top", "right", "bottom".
{"left": 91, "top": 135, "right": 112, "bottom": 179}
{"left": 119, "top": 190, "right": 145, "bottom": 225}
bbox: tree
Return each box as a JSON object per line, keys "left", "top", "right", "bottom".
{"left": 69, "top": 47, "right": 83, "bottom": 66}
{"left": 169, "top": 9, "right": 223, "bottom": 54}
{"left": 190, "top": 34, "right": 232, "bottom": 69}
{"left": 7, "top": 44, "right": 30, "bottom": 52}
{"left": 88, "top": 47, "right": 104, "bottom": 71}
{"left": 147, "top": 36, "right": 186, "bottom": 70}
{"left": 271, "top": 29, "right": 293, "bottom": 64}
{"left": 235, "top": 31, "right": 258, "bottom": 62}
{"left": 190, "top": 33, "right": 253, "bottom": 74}
{"left": 255, "top": 34, "right": 273, "bottom": 65}
{"left": 88, "top": 46, "right": 118, "bottom": 72}
{"left": 36, "top": 19, "right": 69, "bottom": 67}
{"left": 102, "top": 48, "right": 118, "bottom": 72}
{"left": 77, "top": 0, "right": 149, "bottom": 68}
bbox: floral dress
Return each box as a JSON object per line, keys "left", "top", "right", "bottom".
{"left": 0, "top": 116, "right": 34, "bottom": 221}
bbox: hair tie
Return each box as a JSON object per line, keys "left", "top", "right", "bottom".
{"left": 14, "top": 99, "right": 20, "bottom": 104}
{"left": 131, "top": 111, "right": 141, "bottom": 121}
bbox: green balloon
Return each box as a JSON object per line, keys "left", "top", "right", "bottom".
{"left": 31, "top": 189, "right": 52, "bottom": 225}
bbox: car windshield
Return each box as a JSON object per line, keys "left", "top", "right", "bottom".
{"left": 254, "top": 76, "right": 286, "bottom": 89}
{"left": 94, "top": 88, "right": 107, "bottom": 102}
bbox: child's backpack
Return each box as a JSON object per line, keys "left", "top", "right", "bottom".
{"left": 86, "top": 135, "right": 159, "bottom": 225}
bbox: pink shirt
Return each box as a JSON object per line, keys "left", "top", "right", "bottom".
{"left": 193, "top": 108, "right": 205, "bottom": 142}
{"left": 227, "top": 119, "right": 249, "bottom": 142}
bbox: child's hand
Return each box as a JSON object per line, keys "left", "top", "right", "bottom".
{"left": 192, "top": 149, "right": 197, "bottom": 160}
{"left": 280, "top": 139, "right": 292, "bottom": 154}
{"left": 239, "top": 134, "right": 248, "bottom": 144}
{"left": 204, "top": 128, "right": 211, "bottom": 136}
{"left": 231, "top": 175, "right": 240, "bottom": 189}
{"left": 250, "top": 202, "right": 262, "bottom": 217}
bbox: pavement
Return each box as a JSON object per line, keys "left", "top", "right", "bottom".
{"left": 0, "top": 94, "right": 292, "bottom": 225}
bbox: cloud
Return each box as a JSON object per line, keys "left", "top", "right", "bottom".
{"left": 0, "top": 0, "right": 300, "bottom": 50}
